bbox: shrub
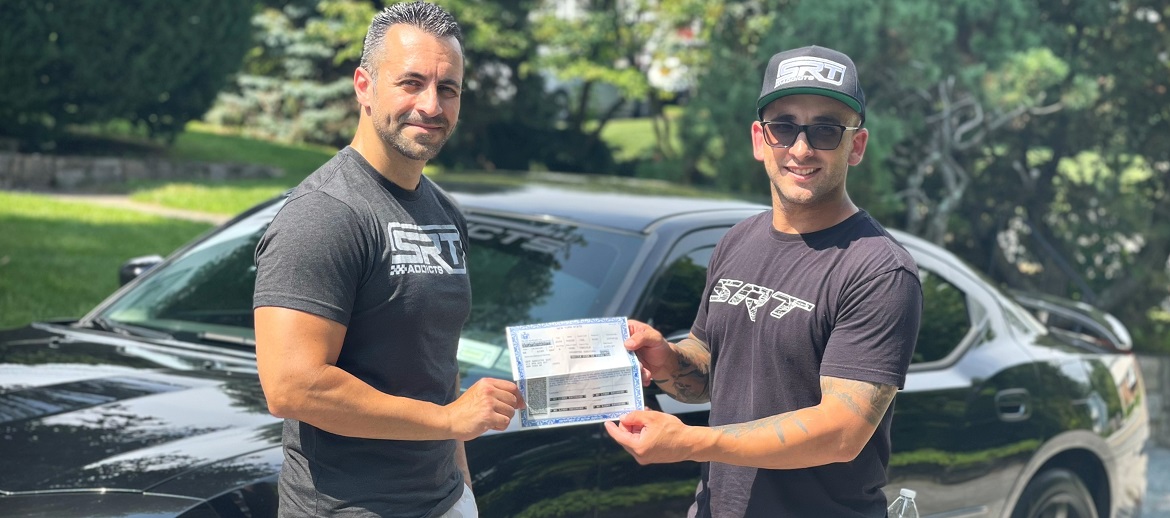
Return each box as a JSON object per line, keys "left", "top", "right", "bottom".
{"left": 0, "top": 0, "right": 255, "bottom": 149}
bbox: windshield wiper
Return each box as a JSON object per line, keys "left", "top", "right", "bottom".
{"left": 86, "top": 317, "right": 175, "bottom": 340}
{"left": 196, "top": 331, "right": 256, "bottom": 347}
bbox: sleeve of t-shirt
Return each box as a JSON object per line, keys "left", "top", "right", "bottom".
{"left": 253, "top": 192, "right": 367, "bottom": 326}
{"left": 820, "top": 267, "right": 923, "bottom": 389}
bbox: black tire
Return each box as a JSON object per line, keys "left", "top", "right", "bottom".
{"left": 1010, "top": 468, "right": 1099, "bottom": 518}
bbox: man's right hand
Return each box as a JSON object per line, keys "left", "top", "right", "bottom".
{"left": 625, "top": 319, "right": 675, "bottom": 385}
{"left": 445, "top": 378, "right": 525, "bottom": 441}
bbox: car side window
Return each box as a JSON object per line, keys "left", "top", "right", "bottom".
{"left": 913, "top": 267, "right": 974, "bottom": 364}
{"left": 642, "top": 246, "right": 714, "bottom": 339}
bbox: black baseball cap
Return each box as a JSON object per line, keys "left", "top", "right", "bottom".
{"left": 756, "top": 45, "right": 865, "bottom": 124}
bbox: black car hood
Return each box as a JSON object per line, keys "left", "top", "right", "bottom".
{"left": 0, "top": 324, "right": 282, "bottom": 495}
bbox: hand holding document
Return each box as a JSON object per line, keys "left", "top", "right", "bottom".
{"left": 506, "top": 317, "right": 644, "bottom": 428}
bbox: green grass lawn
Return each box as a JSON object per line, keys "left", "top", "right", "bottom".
{"left": 594, "top": 106, "right": 683, "bottom": 162}
{"left": 122, "top": 115, "right": 684, "bottom": 216}
{"left": 129, "top": 180, "right": 293, "bottom": 216}
{"left": 124, "top": 122, "right": 337, "bottom": 215}
{"left": 0, "top": 192, "right": 213, "bottom": 329}
{"left": 171, "top": 122, "right": 337, "bottom": 180}
{"left": 0, "top": 115, "right": 696, "bottom": 329}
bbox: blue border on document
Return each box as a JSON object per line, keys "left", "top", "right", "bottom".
{"left": 507, "top": 317, "right": 642, "bottom": 428}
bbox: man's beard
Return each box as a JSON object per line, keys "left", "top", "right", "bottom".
{"left": 376, "top": 114, "right": 453, "bottom": 161}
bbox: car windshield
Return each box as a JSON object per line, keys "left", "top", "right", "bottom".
{"left": 93, "top": 200, "right": 284, "bottom": 345}
{"left": 93, "top": 198, "right": 644, "bottom": 381}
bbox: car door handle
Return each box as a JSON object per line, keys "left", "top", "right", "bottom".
{"left": 995, "top": 388, "right": 1031, "bottom": 422}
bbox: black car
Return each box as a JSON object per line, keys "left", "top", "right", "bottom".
{"left": 1009, "top": 289, "right": 1134, "bottom": 354}
{"left": 0, "top": 176, "right": 1149, "bottom": 518}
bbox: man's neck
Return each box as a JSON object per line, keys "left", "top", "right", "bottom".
{"left": 770, "top": 197, "right": 859, "bottom": 235}
{"left": 350, "top": 129, "right": 425, "bottom": 191}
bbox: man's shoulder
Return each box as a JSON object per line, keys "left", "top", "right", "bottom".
{"left": 283, "top": 149, "right": 383, "bottom": 216}
{"left": 846, "top": 213, "right": 919, "bottom": 278}
{"left": 288, "top": 149, "right": 364, "bottom": 199}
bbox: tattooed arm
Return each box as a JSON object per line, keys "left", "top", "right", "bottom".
{"left": 704, "top": 376, "right": 897, "bottom": 468}
{"left": 647, "top": 335, "right": 711, "bottom": 404}
{"left": 610, "top": 319, "right": 898, "bottom": 468}
{"left": 605, "top": 375, "right": 896, "bottom": 468}
{"left": 622, "top": 320, "right": 711, "bottom": 404}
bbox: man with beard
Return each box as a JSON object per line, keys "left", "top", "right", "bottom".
{"left": 253, "top": 2, "right": 523, "bottom": 517}
{"left": 605, "top": 45, "right": 921, "bottom": 517}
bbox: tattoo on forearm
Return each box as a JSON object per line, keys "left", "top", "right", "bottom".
{"left": 714, "top": 413, "right": 808, "bottom": 443}
{"left": 659, "top": 337, "right": 711, "bottom": 404}
{"left": 821, "top": 378, "right": 896, "bottom": 427}
{"left": 711, "top": 380, "right": 895, "bottom": 445}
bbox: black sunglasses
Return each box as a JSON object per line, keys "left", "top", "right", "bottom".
{"left": 760, "top": 121, "right": 861, "bottom": 150}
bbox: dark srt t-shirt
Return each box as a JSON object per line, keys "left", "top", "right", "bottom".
{"left": 253, "top": 147, "right": 471, "bottom": 518}
{"left": 690, "top": 210, "right": 922, "bottom": 518}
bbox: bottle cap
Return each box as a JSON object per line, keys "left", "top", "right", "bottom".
{"left": 899, "top": 488, "right": 917, "bottom": 499}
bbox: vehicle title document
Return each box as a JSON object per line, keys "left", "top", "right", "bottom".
{"left": 506, "top": 317, "right": 644, "bottom": 428}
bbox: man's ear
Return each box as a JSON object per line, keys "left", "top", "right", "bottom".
{"left": 354, "top": 67, "right": 374, "bottom": 112}
{"left": 848, "top": 128, "right": 869, "bottom": 166}
{"left": 751, "top": 121, "right": 769, "bottom": 162}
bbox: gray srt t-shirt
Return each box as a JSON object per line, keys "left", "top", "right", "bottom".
{"left": 253, "top": 147, "right": 471, "bottom": 518}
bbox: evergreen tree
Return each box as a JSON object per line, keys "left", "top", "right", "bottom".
{"left": 0, "top": 0, "right": 255, "bottom": 148}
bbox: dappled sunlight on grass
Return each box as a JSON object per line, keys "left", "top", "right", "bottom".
{"left": 590, "top": 107, "right": 684, "bottom": 162}
{"left": 175, "top": 122, "right": 337, "bottom": 181}
{"left": 122, "top": 122, "right": 336, "bottom": 215}
{"left": 72, "top": 117, "right": 735, "bottom": 218}
{"left": 129, "top": 181, "right": 289, "bottom": 216}
{"left": 0, "top": 192, "right": 213, "bottom": 329}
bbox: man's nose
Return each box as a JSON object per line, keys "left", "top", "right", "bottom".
{"left": 788, "top": 131, "right": 814, "bottom": 158}
{"left": 415, "top": 85, "right": 443, "bottom": 117}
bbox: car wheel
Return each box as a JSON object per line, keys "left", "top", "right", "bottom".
{"left": 1010, "top": 468, "right": 1098, "bottom": 518}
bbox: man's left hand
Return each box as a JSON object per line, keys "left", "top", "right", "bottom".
{"left": 604, "top": 410, "right": 711, "bottom": 465}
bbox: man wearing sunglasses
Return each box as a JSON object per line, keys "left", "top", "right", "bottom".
{"left": 607, "top": 45, "right": 923, "bottom": 517}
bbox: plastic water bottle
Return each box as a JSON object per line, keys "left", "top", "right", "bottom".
{"left": 887, "top": 488, "right": 919, "bottom": 518}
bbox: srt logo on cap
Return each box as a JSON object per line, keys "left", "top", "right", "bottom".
{"left": 775, "top": 57, "right": 847, "bottom": 87}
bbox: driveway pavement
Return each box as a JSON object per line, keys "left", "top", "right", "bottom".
{"left": 1148, "top": 445, "right": 1170, "bottom": 517}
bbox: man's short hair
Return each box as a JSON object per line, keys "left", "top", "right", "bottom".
{"left": 359, "top": 1, "right": 463, "bottom": 78}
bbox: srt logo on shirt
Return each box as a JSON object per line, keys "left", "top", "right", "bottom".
{"left": 710, "top": 278, "right": 814, "bottom": 322}
{"left": 387, "top": 222, "right": 467, "bottom": 275}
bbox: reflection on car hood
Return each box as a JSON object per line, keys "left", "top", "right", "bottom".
{"left": 0, "top": 325, "right": 281, "bottom": 494}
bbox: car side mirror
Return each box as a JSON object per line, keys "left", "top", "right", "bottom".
{"left": 119, "top": 255, "right": 164, "bottom": 285}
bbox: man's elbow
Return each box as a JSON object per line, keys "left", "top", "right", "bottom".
{"left": 265, "top": 396, "right": 293, "bottom": 419}
{"left": 259, "top": 377, "right": 307, "bottom": 419}
{"left": 834, "top": 443, "right": 865, "bottom": 464}
{"left": 262, "top": 387, "right": 293, "bottom": 418}
{"left": 831, "top": 429, "right": 873, "bottom": 463}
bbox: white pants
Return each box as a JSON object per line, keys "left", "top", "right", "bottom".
{"left": 438, "top": 484, "right": 478, "bottom": 518}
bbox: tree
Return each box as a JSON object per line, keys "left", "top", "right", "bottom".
{"left": 681, "top": 0, "right": 1170, "bottom": 351}
{"left": 675, "top": 0, "right": 908, "bottom": 218}
{"left": 530, "top": 0, "right": 716, "bottom": 177}
{"left": 203, "top": 0, "right": 372, "bottom": 146}
{"left": 440, "top": 0, "right": 605, "bottom": 173}
{"left": 0, "top": 0, "right": 255, "bottom": 148}
{"left": 206, "top": 0, "right": 607, "bottom": 172}
{"left": 946, "top": 0, "right": 1170, "bottom": 351}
